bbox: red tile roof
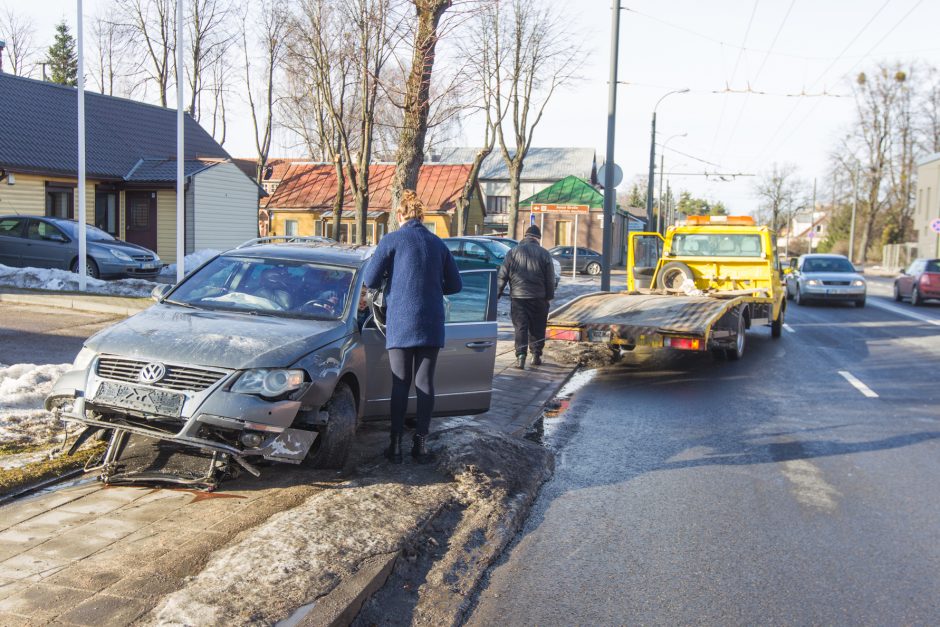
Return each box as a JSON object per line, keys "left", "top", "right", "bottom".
{"left": 265, "top": 163, "right": 473, "bottom": 213}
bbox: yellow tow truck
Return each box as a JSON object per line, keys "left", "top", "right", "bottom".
{"left": 547, "top": 215, "right": 786, "bottom": 360}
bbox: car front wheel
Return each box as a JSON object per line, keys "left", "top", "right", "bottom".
{"left": 893, "top": 282, "right": 902, "bottom": 302}
{"left": 585, "top": 261, "right": 601, "bottom": 276}
{"left": 301, "top": 382, "right": 356, "bottom": 469}
{"left": 795, "top": 286, "right": 806, "bottom": 306}
{"left": 71, "top": 257, "right": 100, "bottom": 279}
{"left": 911, "top": 286, "right": 922, "bottom": 307}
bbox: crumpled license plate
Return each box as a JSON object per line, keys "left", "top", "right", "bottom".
{"left": 94, "top": 381, "right": 184, "bottom": 417}
{"left": 587, "top": 329, "right": 612, "bottom": 343}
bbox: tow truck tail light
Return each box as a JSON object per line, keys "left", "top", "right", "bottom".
{"left": 663, "top": 336, "right": 702, "bottom": 351}
{"left": 548, "top": 328, "right": 581, "bottom": 342}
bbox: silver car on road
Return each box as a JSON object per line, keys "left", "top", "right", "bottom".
{"left": 46, "top": 240, "right": 498, "bottom": 477}
{"left": 785, "top": 253, "right": 867, "bottom": 307}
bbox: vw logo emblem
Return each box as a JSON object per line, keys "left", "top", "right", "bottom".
{"left": 138, "top": 362, "right": 167, "bottom": 384}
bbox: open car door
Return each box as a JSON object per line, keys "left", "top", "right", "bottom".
{"left": 361, "top": 269, "right": 498, "bottom": 419}
{"left": 628, "top": 231, "right": 665, "bottom": 291}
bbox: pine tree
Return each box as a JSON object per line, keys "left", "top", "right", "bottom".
{"left": 46, "top": 20, "right": 77, "bottom": 86}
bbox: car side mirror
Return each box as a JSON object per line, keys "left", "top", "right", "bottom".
{"left": 151, "top": 284, "right": 172, "bottom": 301}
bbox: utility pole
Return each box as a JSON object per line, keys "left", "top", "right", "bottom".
{"left": 176, "top": 0, "right": 185, "bottom": 284}
{"left": 849, "top": 166, "right": 859, "bottom": 264}
{"left": 77, "top": 0, "right": 87, "bottom": 291}
{"left": 810, "top": 177, "right": 817, "bottom": 252}
{"left": 645, "top": 89, "right": 688, "bottom": 229}
{"left": 600, "top": 0, "right": 621, "bottom": 292}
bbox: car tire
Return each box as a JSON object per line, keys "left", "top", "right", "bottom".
{"left": 786, "top": 283, "right": 794, "bottom": 301}
{"left": 71, "top": 257, "right": 100, "bottom": 279}
{"left": 726, "top": 309, "right": 746, "bottom": 361}
{"left": 893, "top": 283, "right": 902, "bottom": 302}
{"left": 301, "top": 382, "right": 356, "bottom": 469}
{"left": 795, "top": 286, "right": 806, "bottom": 306}
{"left": 657, "top": 261, "right": 695, "bottom": 290}
{"left": 911, "top": 286, "right": 922, "bottom": 307}
{"left": 855, "top": 297, "right": 866, "bottom": 308}
{"left": 585, "top": 262, "right": 601, "bottom": 276}
{"left": 771, "top": 305, "right": 784, "bottom": 338}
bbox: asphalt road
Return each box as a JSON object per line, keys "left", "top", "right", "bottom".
{"left": 0, "top": 303, "right": 122, "bottom": 365}
{"left": 469, "top": 285, "right": 940, "bottom": 625}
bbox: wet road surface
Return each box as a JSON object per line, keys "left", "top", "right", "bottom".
{"left": 469, "top": 290, "right": 940, "bottom": 625}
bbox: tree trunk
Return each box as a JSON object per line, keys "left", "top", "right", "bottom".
{"left": 332, "top": 157, "right": 345, "bottom": 240}
{"left": 507, "top": 161, "right": 522, "bottom": 239}
{"left": 389, "top": 0, "right": 451, "bottom": 231}
{"left": 356, "top": 172, "right": 369, "bottom": 245}
{"left": 457, "top": 147, "right": 491, "bottom": 236}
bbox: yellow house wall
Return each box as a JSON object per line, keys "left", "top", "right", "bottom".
{"left": 425, "top": 214, "right": 452, "bottom": 238}
{"left": 0, "top": 173, "right": 102, "bottom": 224}
{"left": 156, "top": 190, "right": 178, "bottom": 264}
{"left": 270, "top": 211, "right": 322, "bottom": 237}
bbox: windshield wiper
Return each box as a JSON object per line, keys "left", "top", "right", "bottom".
{"left": 164, "top": 299, "right": 201, "bottom": 310}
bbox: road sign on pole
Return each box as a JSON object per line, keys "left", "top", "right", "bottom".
{"left": 930, "top": 218, "right": 940, "bottom": 234}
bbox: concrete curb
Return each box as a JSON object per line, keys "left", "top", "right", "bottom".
{"left": 0, "top": 289, "right": 150, "bottom": 316}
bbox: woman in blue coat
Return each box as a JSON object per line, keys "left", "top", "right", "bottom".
{"left": 362, "top": 189, "right": 462, "bottom": 463}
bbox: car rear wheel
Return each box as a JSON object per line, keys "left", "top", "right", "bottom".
{"left": 71, "top": 257, "right": 100, "bottom": 279}
{"left": 301, "top": 382, "right": 356, "bottom": 469}
{"left": 911, "top": 286, "right": 922, "bottom": 307}
{"left": 585, "top": 262, "right": 601, "bottom": 276}
{"left": 726, "top": 310, "right": 746, "bottom": 361}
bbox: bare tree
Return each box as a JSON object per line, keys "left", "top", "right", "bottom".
{"left": 115, "top": 0, "right": 175, "bottom": 107}
{"left": 206, "top": 45, "right": 232, "bottom": 144}
{"left": 753, "top": 163, "right": 803, "bottom": 233}
{"left": 89, "top": 12, "right": 142, "bottom": 96}
{"left": 388, "top": 0, "right": 452, "bottom": 231}
{"left": 490, "top": 0, "right": 583, "bottom": 238}
{"left": 0, "top": 7, "right": 38, "bottom": 77}
{"left": 920, "top": 66, "right": 940, "bottom": 154}
{"left": 187, "top": 0, "right": 235, "bottom": 121}
{"left": 242, "top": 0, "right": 288, "bottom": 188}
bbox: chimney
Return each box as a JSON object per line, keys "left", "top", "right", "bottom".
{"left": 0, "top": 40, "right": 5, "bottom": 73}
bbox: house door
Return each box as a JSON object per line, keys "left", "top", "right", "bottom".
{"left": 555, "top": 220, "right": 572, "bottom": 246}
{"left": 125, "top": 191, "right": 158, "bottom": 252}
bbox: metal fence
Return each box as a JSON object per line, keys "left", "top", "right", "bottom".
{"left": 881, "top": 242, "right": 918, "bottom": 270}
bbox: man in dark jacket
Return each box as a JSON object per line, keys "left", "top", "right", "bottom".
{"left": 497, "top": 225, "right": 555, "bottom": 369}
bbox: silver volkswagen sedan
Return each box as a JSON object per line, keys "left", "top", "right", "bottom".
{"left": 786, "top": 253, "right": 866, "bottom": 307}
{"left": 46, "top": 240, "right": 498, "bottom": 481}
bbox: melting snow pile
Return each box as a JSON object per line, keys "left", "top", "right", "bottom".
{"left": 159, "top": 249, "right": 220, "bottom": 279}
{"left": 0, "top": 363, "right": 71, "bottom": 448}
{"left": 0, "top": 264, "right": 156, "bottom": 297}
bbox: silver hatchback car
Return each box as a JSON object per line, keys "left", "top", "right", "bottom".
{"left": 46, "top": 240, "right": 498, "bottom": 480}
{"left": 786, "top": 253, "right": 866, "bottom": 307}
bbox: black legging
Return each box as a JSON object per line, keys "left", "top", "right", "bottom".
{"left": 388, "top": 346, "right": 440, "bottom": 436}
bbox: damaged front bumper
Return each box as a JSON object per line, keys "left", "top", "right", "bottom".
{"left": 46, "top": 360, "right": 320, "bottom": 469}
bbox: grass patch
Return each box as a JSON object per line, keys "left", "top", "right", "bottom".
{"left": 0, "top": 443, "right": 105, "bottom": 496}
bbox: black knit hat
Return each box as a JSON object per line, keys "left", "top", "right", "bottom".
{"left": 525, "top": 225, "right": 542, "bottom": 239}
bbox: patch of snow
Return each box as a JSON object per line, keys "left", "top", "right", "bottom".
{"left": 0, "top": 264, "right": 156, "bottom": 297}
{"left": 159, "top": 249, "right": 221, "bottom": 278}
{"left": 0, "top": 363, "right": 71, "bottom": 447}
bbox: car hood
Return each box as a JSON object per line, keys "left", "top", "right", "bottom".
{"left": 802, "top": 272, "right": 865, "bottom": 283}
{"left": 84, "top": 303, "right": 348, "bottom": 369}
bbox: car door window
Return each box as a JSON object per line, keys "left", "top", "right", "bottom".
{"left": 26, "top": 220, "right": 67, "bottom": 241}
{"left": 0, "top": 218, "right": 25, "bottom": 238}
{"left": 445, "top": 270, "right": 495, "bottom": 322}
{"left": 462, "top": 241, "right": 489, "bottom": 261}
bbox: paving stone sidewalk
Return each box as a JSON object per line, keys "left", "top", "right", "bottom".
{"left": 0, "top": 338, "right": 574, "bottom": 626}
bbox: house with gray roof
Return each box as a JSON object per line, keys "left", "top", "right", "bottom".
{"left": 0, "top": 73, "right": 261, "bottom": 263}
{"left": 430, "top": 147, "right": 597, "bottom": 232}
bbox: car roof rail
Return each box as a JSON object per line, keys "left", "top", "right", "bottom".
{"left": 235, "top": 236, "right": 333, "bottom": 249}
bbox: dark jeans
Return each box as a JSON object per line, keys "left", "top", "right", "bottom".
{"left": 511, "top": 298, "right": 549, "bottom": 357}
{"left": 388, "top": 347, "right": 440, "bottom": 436}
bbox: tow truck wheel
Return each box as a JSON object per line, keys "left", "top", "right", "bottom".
{"left": 726, "top": 311, "right": 746, "bottom": 361}
{"left": 301, "top": 382, "right": 356, "bottom": 469}
{"left": 771, "top": 305, "right": 784, "bottom": 338}
{"left": 657, "top": 262, "right": 695, "bottom": 290}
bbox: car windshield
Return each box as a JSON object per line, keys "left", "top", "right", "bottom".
{"left": 167, "top": 256, "right": 356, "bottom": 320}
{"left": 802, "top": 257, "right": 855, "bottom": 273}
{"left": 671, "top": 233, "right": 763, "bottom": 257}
{"left": 56, "top": 221, "right": 115, "bottom": 242}
{"left": 926, "top": 260, "right": 940, "bottom": 272}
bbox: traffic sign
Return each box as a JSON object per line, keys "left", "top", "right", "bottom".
{"left": 530, "top": 203, "right": 590, "bottom": 214}
{"left": 598, "top": 163, "right": 623, "bottom": 188}
{"left": 931, "top": 218, "right": 940, "bottom": 234}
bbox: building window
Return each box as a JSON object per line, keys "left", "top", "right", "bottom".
{"left": 555, "top": 220, "right": 572, "bottom": 246}
{"left": 285, "top": 220, "right": 299, "bottom": 236}
{"left": 486, "top": 196, "right": 509, "bottom": 214}
{"left": 46, "top": 186, "right": 74, "bottom": 219}
{"left": 425, "top": 222, "right": 437, "bottom": 235}
{"left": 95, "top": 191, "right": 119, "bottom": 235}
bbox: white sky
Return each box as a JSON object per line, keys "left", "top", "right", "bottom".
{"left": 11, "top": 0, "right": 940, "bottom": 213}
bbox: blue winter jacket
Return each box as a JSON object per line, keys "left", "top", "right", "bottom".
{"left": 362, "top": 220, "right": 462, "bottom": 349}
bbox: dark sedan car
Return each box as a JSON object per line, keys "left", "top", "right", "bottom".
{"left": 549, "top": 246, "right": 603, "bottom": 276}
{"left": 894, "top": 258, "right": 940, "bottom": 305}
{"left": 0, "top": 215, "right": 161, "bottom": 279}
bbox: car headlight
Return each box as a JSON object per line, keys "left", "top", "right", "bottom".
{"left": 109, "top": 248, "right": 134, "bottom": 262}
{"left": 806, "top": 279, "right": 821, "bottom": 286}
{"left": 232, "top": 369, "right": 304, "bottom": 397}
{"left": 73, "top": 347, "right": 97, "bottom": 370}
{"left": 852, "top": 279, "right": 865, "bottom": 287}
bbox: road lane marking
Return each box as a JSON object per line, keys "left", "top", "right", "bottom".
{"left": 838, "top": 370, "right": 879, "bottom": 398}
{"left": 868, "top": 298, "right": 940, "bottom": 326}
{"left": 783, "top": 323, "right": 795, "bottom": 333}
{"left": 781, "top": 459, "right": 841, "bottom": 512}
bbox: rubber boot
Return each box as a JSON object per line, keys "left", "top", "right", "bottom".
{"left": 386, "top": 432, "right": 403, "bottom": 464}
{"left": 515, "top": 355, "right": 526, "bottom": 370}
{"left": 411, "top": 434, "right": 435, "bottom": 464}
{"left": 531, "top": 353, "right": 542, "bottom": 366}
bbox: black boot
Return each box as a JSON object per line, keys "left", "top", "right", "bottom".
{"left": 411, "top": 434, "right": 434, "bottom": 464}
{"left": 531, "top": 353, "right": 542, "bottom": 366}
{"left": 515, "top": 355, "right": 526, "bottom": 370}
{"left": 386, "top": 432, "right": 403, "bottom": 464}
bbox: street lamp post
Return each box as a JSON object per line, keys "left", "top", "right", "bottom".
{"left": 646, "top": 88, "right": 688, "bottom": 229}
{"left": 600, "top": 0, "right": 622, "bottom": 292}
{"left": 657, "top": 132, "right": 686, "bottom": 233}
